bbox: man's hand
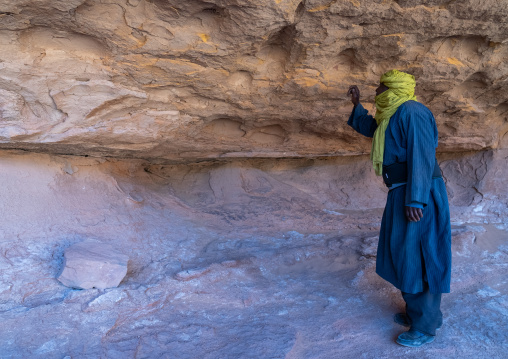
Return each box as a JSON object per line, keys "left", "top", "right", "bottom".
{"left": 347, "top": 85, "right": 360, "bottom": 106}
{"left": 405, "top": 206, "right": 423, "bottom": 222}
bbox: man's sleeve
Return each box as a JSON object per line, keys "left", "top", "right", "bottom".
{"left": 347, "top": 103, "right": 378, "bottom": 138}
{"left": 405, "top": 106, "right": 438, "bottom": 207}
{"left": 407, "top": 202, "right": 424, "bottom": 209}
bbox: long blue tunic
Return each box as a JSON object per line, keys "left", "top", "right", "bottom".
{"left": 348, "top": 101, "right": 452, "bottom": 294}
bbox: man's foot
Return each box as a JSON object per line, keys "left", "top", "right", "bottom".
{"left": 396, "top": 329, "right": 435, "bottom": 347}
{"left": 394, "top": 313, "right": 411, "bottom": 327}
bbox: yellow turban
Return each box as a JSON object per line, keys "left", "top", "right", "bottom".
{"left": 371, "top": 70, "right": 417, "bottom": 175}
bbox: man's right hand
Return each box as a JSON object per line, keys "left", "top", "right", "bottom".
{"left": 405, "top": 206, "right": 424, "bottom": 222}
{"left": 347, "top": 85, "right": 360, "bottom": 106}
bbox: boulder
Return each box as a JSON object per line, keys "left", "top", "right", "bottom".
{"left": 57, "top": 240, "right": 129, "bottom": 290}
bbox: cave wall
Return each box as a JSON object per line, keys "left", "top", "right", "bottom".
{"left": 0, "top": 149, "right": 505, "bottom": 243}
{"left": 1, "top": 3, "right": 508, "bottom": 354}
{"left": 0, "top": 0, "right": 507, "bottom": 160}
{"left": 0, "top": 149, "right": 506, "bottom": 357}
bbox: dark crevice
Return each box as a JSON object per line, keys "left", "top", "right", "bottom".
{"left": 465, "top": 72, "right": 490, "bottom": 86}
{"left": 201, "top": 6, "right": 224, "bottom": 17}
{"left": 336, "top": 48, "right": 366, "bottom": 72}
{"left": 394, "top": 0, "right": 453, "bottom": 8}
{"left": 265, "top": 24, "right": 304, "bottom": 71}
{"left": 294, "top": 1, "right": 306, "bottom": 22}
{"left": 267, "top": 25, "right": 297, "bottom": 54}
{"left": 149, "top": 0, "right": 228, "bottom": 19}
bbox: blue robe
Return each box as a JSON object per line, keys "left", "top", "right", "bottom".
{"left": 348, "top": 101, "right": 452, "bottom": 294}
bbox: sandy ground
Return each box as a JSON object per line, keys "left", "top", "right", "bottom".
{"left": 0, "top": 152, "right": 506, "bottom": 358}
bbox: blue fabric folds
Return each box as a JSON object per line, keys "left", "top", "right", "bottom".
{"left": 348, "top": 101, "right": 452, "bottom": 294}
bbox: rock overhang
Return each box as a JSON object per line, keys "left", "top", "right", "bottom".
{"left": 0, "top": 0, "right": 507, "bottom": 161}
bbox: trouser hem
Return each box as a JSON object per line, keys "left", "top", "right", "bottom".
{"left": 410, "top": 325, "right": 436, "bottom": 337}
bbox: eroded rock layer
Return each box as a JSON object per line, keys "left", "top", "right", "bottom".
{"left": 0, "top": 151, "right": 506, "bottom": 357}
{"left": 1, "top": 0, "right": 507, "bottom": 160}
{"left": 0, "top": 2, "right": 507, "bottom": 357}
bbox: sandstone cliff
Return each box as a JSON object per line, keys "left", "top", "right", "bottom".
{"left": 0, "top": 0, "right": 507, "bottom": 160}
{"left": 0, "top": 1, "right": 507, "bottom": 358}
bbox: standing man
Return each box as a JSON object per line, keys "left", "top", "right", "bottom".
{"left": 347, "top": 70, "right": 452, "bottom": 347}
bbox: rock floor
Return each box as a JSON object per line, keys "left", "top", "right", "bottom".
{"left": 0, "top": 224, "right": 506, "bottom": 358}
{"left": 0, "top": 152, "right": 506, "bottom": 358}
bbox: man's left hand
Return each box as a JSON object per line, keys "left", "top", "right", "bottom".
{"left": 405, "top": 206, "right": 423, "bottom": 222}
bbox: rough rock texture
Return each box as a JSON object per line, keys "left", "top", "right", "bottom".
{"left": 0, "top": 0, "right": 507, "bottom": 159}
{"left": 58, "top": 240, "right": 129, "bottom": 289}
{"left": 0, "top": 151, "right": 505, "bottom": 358}
{"left": 0, "top": 1, "right": 507, "bottom": 357}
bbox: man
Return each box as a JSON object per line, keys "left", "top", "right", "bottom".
{"left": 347, "top": 70, "right": 452, "bottom": 347}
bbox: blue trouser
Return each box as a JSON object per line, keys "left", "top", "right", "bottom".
{"left": 401, "top": 281, "right": 443, "bottom": 336}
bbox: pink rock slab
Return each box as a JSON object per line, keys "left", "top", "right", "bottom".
{"left": 57, "top": 240, "right": 129, "bottom": 290}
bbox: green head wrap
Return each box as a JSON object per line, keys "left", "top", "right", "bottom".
{"left": 371, "top": 69, "right": 417, "bottom": 175}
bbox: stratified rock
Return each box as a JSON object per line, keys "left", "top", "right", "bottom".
{"left": 57, "top": 240, "right": 129, "bottom": 290}
{"left": 0, "top": 0, "right": 506, "bottom": 160}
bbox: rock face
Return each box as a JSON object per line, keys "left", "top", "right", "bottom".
{"left": 0, "top": 1, "right": 507, "bottom": 357}
{"left": 58, "top": 240, "right": 129, "bottom": 289}
{"left": 0, "top": 0, "right": 507, "bottom": 160}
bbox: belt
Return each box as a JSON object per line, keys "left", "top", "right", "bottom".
{"left": 382, "top": 159, "right": 442, "bottom": 188}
